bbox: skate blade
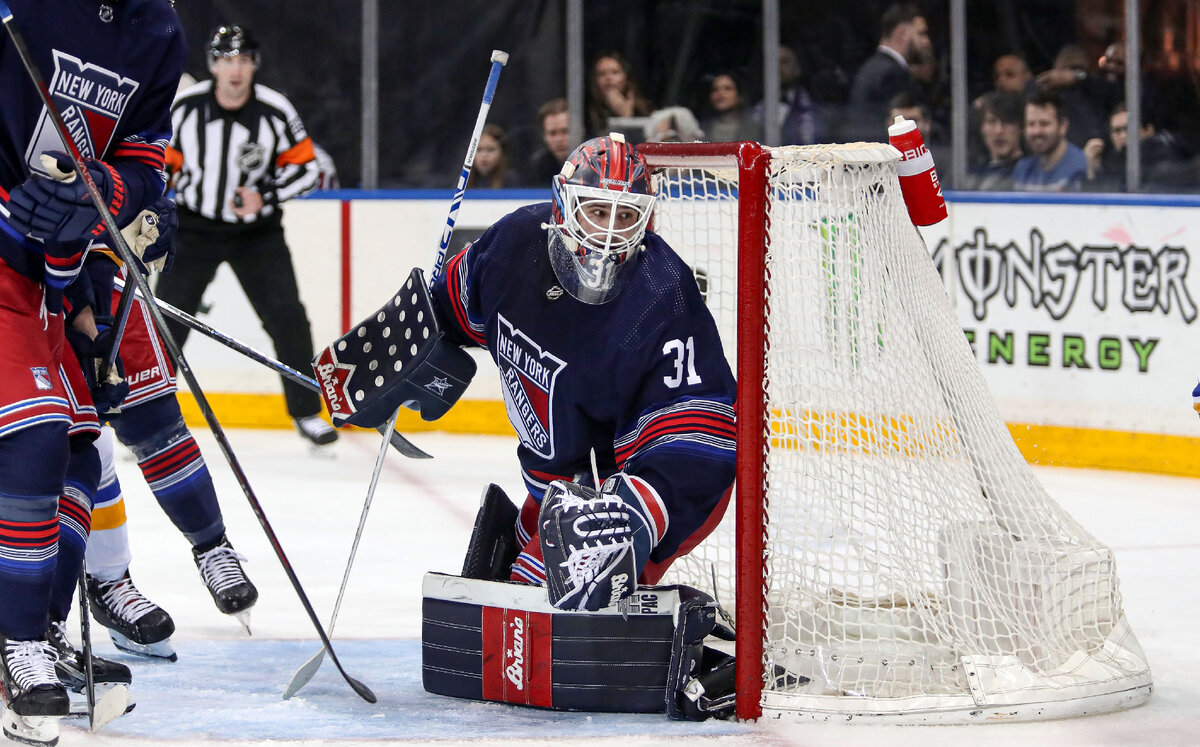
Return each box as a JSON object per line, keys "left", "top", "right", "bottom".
{"left": 108, "top": 629, "right": 178, "bottom": 662}
{"left": 2, "top": 707, "right": 60, "bottom": 747}
{"left": 232, "top": 610, "right": 253, "bottom": 636}
{"left": 68, "top": 684, "right": 136, "bottom": 720}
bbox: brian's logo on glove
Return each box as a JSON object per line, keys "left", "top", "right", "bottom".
{"left": 313, "top": 349, "right": 356, "bottom": 425}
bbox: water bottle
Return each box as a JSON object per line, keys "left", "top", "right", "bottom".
{"left": 887, "top": 115, "right": 947, "bottom": 226}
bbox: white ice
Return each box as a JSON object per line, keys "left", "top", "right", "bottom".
{"left": 49, "top": 428, "right": 1199, "bottom": 746}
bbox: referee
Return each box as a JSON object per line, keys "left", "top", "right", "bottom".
{"left": 159, "top": 24, "right": 337, "bottom": 446}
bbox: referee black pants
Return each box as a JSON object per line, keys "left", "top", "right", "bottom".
{"left": 156, "top": 221, "right": 322, "bottom": 419}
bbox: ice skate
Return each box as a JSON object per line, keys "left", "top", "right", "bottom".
{"left": 46, "top": 621, "right": 131, "bottom": 694}
{"left": 87, "top": 571, "right": 177, "bottom": 661}
{"left": 193, "top": 534, "right": 259, "bottom": 634}
{"left": 0, "top": 636, "right": 68, "bottom": 746}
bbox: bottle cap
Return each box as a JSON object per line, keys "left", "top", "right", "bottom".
{"left": 888, "top": 115, "right": 916, "bottom": 137}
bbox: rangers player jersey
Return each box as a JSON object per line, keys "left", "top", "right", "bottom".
{"left": 0, "top": 0, "right": 186, "bottom": 285}
{"left": 430, "top": 203, "right": 737, "bottom": 563}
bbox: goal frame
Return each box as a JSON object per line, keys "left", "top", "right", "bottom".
{"left": 639, "top": 141, "right": 772, "bottom": 720}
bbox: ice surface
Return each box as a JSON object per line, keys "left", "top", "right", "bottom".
{"left": 50, "top": 429, "right": 1199, "bottom": 746}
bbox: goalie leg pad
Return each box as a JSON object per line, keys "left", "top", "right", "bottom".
{"left": 461, "top": 484, "right": 520, "bottom": 581}
{"left": 313, "top": 268, "right": 476, "bottom": 428}
{"left": 421, "top": 573, "right": 721, "bottom": 716}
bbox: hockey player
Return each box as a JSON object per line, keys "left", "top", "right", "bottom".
{"left": 319, "top": 134, "right": 737, "bottom": 612}
{"left": 0, "top": 0, "right": 186, "bottom": 741}
{"left": 79, "top": 199, "right": 257, "bottom": 658}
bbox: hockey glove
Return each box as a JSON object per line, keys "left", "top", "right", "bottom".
{"left": 7, "top": 152, "right": 125, "bottom": 244}
{"left": 120, "top": 196, "right": 178, "bottom": 275}
{"left": 538, "top": 473, "right": 664, "bottom": 611}
{"left": 65, "top": 326, "right": 129, "bottom": 420}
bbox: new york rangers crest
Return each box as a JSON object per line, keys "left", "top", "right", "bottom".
{"left": 26, "top": 50, "right": 140, "bottom": 171}
{"left": 496, "top": 315, "right": 565, "bottom": 459}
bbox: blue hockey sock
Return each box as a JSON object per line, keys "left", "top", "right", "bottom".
{"left": 49, "top": 437, "right": 99, "bottom": 623}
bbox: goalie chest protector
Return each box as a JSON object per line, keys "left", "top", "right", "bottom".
{"left": 421, "top": 572, "right": 713, "bottom": 713}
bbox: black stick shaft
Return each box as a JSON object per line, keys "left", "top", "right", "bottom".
{"left": 0, "top": 5, "right": 375, "bottom": 703}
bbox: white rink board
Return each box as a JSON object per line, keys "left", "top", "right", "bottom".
{"left": 921, "top": 199, "right": 1199, "bottom": 437}
{"left": 176, "top": 195, "right": 1199, "bottom": 438}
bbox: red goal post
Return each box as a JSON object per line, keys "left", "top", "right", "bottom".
{"left": 637, "top": 141, "right": 1152, "bottom": 723}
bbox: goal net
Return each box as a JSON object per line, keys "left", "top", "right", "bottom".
{"left": 639, "top": 141, "right": 1152, "bottom": 723}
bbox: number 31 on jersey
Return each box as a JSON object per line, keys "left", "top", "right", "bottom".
{"left": 662, "top": 337, "right": 702, "bottom": 388}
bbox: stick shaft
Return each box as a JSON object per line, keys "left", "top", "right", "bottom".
{"left": 430, "top": 50, "right": 508, "bottom": 281}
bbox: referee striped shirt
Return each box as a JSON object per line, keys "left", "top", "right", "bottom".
{"left": 166, "top": 80, "right": 318, "bottom": 226}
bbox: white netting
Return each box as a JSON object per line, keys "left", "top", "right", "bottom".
{"left": 647, "top": 142, "right": 1151, "bottom": 722}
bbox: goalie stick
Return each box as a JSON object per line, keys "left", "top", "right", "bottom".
{"left": 0, "top": 1, "right": 376, "bottom": 704}
{"left": 139, "top": 290, "right": 430, "bottom": 459}
{"left": 285, "top": 49, "right": 509, "bottom": 699}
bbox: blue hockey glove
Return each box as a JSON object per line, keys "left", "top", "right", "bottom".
{"left": 121, "top": 196, "right": 178, "bottom": 275}
{"left": 65, "top": 326, "right": 129, "bottom": 420}
{"left": 6, "top": 152, "right": 125, "bottom": 244}
{"left": 538, "top": 473, "right": 663, "bottom": 611}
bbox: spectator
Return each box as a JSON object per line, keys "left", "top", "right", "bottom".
{"left": 159, "top": 25, "right": 337, "bottom": 446}
{"left": 754, "top": 46, "right": 821, "bottom": 145}
{"left": 969, "top": 91, "right": 1026, "bottom": 191}
{"left": 645, "top": 106, "right": 704, "bottom": 143}
{"left": 1085, "top": 101, "right": 1197, "bottom": 192}
{"left": 468, "top": 124, "right": 522, "bottom": 189}
{"left": 526, "top": 98, "right": 573, "bottom": 187}
{"left": 1012, "top": 90, "right": 1088, "bottom": 192}
{"left": 846, "top": 3, "right": 931, "bottom": 142}
{"left": 992, "top": 53, "right": 1035, "bottom": 96}
{"left": 702, "top": 72, "right": 761, "bottom": 143}
{"left": 1034, "top": 44, "right": 1114, "bottom": 147}
{"left": 888, "top": 92, "right": 953, "bottom": 188}
{"left": 586, "top": 52, "right": 654, "bottom": 137}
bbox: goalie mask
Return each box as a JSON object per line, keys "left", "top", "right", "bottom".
{"left": 549, "top": 134, "right": 656, "bottom": 305}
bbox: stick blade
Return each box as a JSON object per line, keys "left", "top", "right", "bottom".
{"left": 384, "top": 427, "right": 432, "bottom": 459}
{"left": 282, "top": 648, "right": 327, "bottom": 700}
{"left": 91, "top": 685, "right": 130, "bottom": 731}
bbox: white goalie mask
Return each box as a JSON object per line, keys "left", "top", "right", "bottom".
{"left": 548, "top": 134, "right": 656, "bottom": 305}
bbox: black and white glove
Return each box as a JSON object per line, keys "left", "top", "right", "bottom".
{"left": 65, "top": 325, "right": 129, "bottom": 420}
{"left": 121, "top": 196, "right": 178, "bottom": 275}
{"left": 7, "top": 152, "right": 125, "bottom": 243}
{"left": 538, "top": 473, "right": 661, "bottom": 611}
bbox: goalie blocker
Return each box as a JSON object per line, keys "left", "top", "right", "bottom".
{"left": 421, "top": 572, "right": 734, "bottom": 720}
{"left": 313, "top": 268, "right": 476, "bottom": 428}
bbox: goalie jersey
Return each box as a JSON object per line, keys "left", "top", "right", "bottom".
{"left": 430, "top": 203, "right": 737, "bottom": 569}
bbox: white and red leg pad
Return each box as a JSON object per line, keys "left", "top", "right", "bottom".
{"left": 421, "top": 572, "right": 720, "bottom": 716}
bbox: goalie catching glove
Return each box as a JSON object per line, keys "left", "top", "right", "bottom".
{"left": 313, "top": 268, "right": 476, "bottom": 428}
{"left": 539, "top": 473, "right": 667, "bottom": 611}
{"left": 6, "top": 151, "right": 125, "bottom": 244}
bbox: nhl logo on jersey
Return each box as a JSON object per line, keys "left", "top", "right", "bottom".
{"left": 30, "top": 367, "right": 53, "bottom": 391}
{"left": 237, "top": 142, "right": 268, "bottom": 173}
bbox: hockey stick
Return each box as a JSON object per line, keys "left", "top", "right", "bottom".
{"left": 77, "top": 570, "right": 129, "bottom": 731}
{"left": 0, "top": 2, "right": 377, "bottom": 704}
{"left": 131, "top": 288, "right": 430, "bottom": 459}
{"left": 281, "top": 407, "right": 401, "bottom": 699}
{"left": 284, "top": 49, "right": 508, "bottom": 699}
{"left": 430, "top": 49, "right": 509, "bottom": 281}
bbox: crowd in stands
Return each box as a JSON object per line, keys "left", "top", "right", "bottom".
{"left": 466, "top": 2, "right": 1196, "bottom": 194}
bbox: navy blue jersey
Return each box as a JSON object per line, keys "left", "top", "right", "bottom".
{"left": 431, "top": 203, "right": 737, "bottom": 562}
{"left": 0, "top": 0, "right": 186, "bottom": 282}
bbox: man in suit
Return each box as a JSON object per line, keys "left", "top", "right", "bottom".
{"left": 845, "top": 3, "right": 931, "bottom": 142}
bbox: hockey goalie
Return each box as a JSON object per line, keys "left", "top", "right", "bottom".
{"left": 314, "top": 134, "right": 739, "bottom": 719}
